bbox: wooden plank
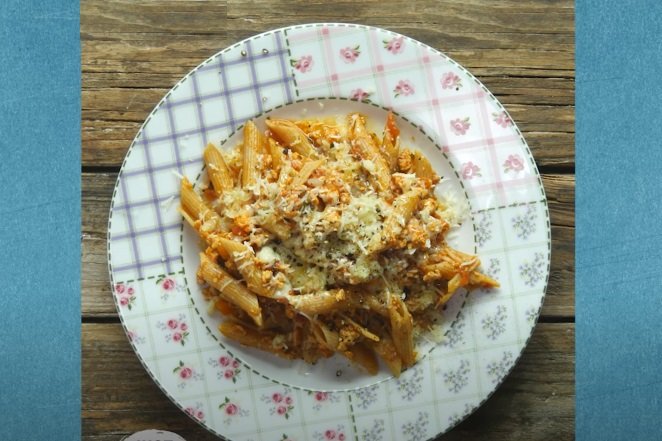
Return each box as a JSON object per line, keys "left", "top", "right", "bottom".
{"left": 82, "top": 173, "right": 574, "bottom": 318}
{"left": 81, "top": 0, "right": 573, "bottom": 35}
{"left": 81, "top": 0, "right": 574, "bottom": 168}
{"left": 82, "top": 322, "right": 573, "bottom": 440}
{"left": 81, "top": 0, "right": 229, "bottom": 35}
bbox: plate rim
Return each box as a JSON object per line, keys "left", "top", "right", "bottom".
{"left": 105, "top": 22, "right": 552, "bottom": 440}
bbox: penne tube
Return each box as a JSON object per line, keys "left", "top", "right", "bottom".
{"left": 368, "top": 332, "right": 402, "bottom": 377}
{"left": 342, "top": 289, "right": 390, "bottom": 318}
{"left": 348, "top": 113, "right": 391, "bottom": 194}
{"left": 469, "top": 271, "right": 500, "bottom": 289}
{"left": 411, "top": 150, "right": 438, "bottom": 182}
{"left": 265, "top": 118, "right": 319, "bottom": 158}
{"left": 217, "top": 237, "right": 274, "bottom": 297}
{"left": 301, "top": 319, "right": 334, "bottom": 362}
{"left": 198, "top": 253, "right": 263, "bottom": 327}
{"left": 380, "top": 111, "right": 400, "bottom": 171}
{"left": 242, "top": 120, "right": 263, "bottom": 188}
{"left": 180, "top": 178, "right": 220, "bottom": 225}
{"left": 267, "top": 137, "right": 285, "bottom": 175}
{"left": 286, "top": 289, "right": 347, "bottom": 316}
{"left": 421, "top": 261, "right": 456, "bottom": 282}
{"left": 291, "top": 159, "right": 323, "bottom": 187}
{"left": 424, "top": 264, "right": 498, "bottom": 295}
{"left": 219, "top": 321, "right": 296, "bottom": 360}
{"left": 310, "top": 320, "right": 340, "bottom": 352}
{"left": 341, "top": 343, "right": 379, "bottom": 375}
{"left": 370, "top": 188, "right": 423, "bottom": 253}
{"left": 435, "top": 288, "right": 456, "bottom": 308}
{"left": 203, "top": 143, "right": 234, "bottom": 192}
{"left": 261, "top": 214, "right": 292, "bottom": 240}
{"left": 291, "top": 315, "right": 308, "bottom": 349}
{"left": 397, "top": 148, "right": 439, "bottom": 183}
{"left": 179, "top": 179, "right": 229, "bottom": 255}
{"left": 339, "top": 313, "right": 380, "bottom": 342}
{"left": 388, "top": 295, "right": 416, "bottom": 368}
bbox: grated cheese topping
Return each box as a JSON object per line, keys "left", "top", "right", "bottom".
{"left": 187, "top": 113, "right": 500, "bottom": 373}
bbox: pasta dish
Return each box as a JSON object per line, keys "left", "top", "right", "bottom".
{"left": 179, "top": 112, "right": 498, "bottom": 376}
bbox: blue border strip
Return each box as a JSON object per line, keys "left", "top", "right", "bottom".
{"left": 577, "top": 1, "right": 662, "bottom": 439}
{"left": 0, "top": 1, "right": 80, "bottom": 439}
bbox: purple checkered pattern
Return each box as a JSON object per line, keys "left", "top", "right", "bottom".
{"left": 109, "top": 30, "right": 296, "bottom": 282}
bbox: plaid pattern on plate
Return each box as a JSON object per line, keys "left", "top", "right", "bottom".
{"left": 109, "top": 30, "right": 295, "bottom": 282}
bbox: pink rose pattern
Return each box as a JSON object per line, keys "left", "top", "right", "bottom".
{"left": 350, "top": 88, "right": 372, "bottom": 102}
{"left": 184, "top": 402, "right": 205, "bottom": 423}
{"left": 461, "top": 161, "right": 482, "bottom": 180}
{"left": 161, "top": 277, "right": 175, "bottom": 291}
{"left": 493, "top": 111, "right": 513, "bottom": 128}
{"left": 450, "top": 117, "right": 471, "bottom": 135}
{"left": 308, "top": 390, "right": 341, "bottom": 411}
{"left": 155, "top": 275, "right": 184, "bottom": 301}
{"left": 394, "top": 80, "right": 415, "bottom": 97}
{"left": 291, "top": 55, "right": 313, "bottom": 73}
{"left": 208, "top": 354, "right": 242, "bottom": 383}
{"left": 114, "top": 283, "right": 136, "bottom": 310}
{"left": 218, "top": 397, "right": 249, "bottom": 425}
{"left": 503, "top": 154, "right": 525, "bottom": 173}
{"left": 339, "top": 46, "right": 360, "bottom": 64}
{"left": 441, "top": 72, "right": 463, "bottom": 90}
{"left": 313, "top": 425, "right": 346, "bottom": 441}
{"left": 156, "top": 314, "right": 190, "bottom": 346}
{"left": 383, "top": 36, "right": 405, "bottom": 54}
{"left": 261, "top": 389, "right": 295, "bottom": 419}
{"left": 172, "top": 360, "right": 203, "bottom": 389}
{"left": 126, "top": 329, "right": 146, "bottom": 345}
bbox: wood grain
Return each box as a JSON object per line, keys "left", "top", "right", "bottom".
{"left": 81, "top": 0, "right": 574, "bottom": 439}
{"left": 82, "top": 322, "right": 574, "bottom": 441}
{"left": 81, "top": 0, "right": 574, "bottom": 168}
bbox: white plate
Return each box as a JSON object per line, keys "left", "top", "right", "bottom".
{"left": 108, "top": 23, "right": 550, "bottom": 441}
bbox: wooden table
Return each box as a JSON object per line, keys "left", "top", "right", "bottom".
{"left": 82, "top": 1, "right": 574, "bottom": 439}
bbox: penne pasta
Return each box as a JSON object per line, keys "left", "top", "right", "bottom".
{"left": 310, "top": 320, "right": 340, "bottom": 352}
{"left": 341, "top": 343, "right": 379, "bottom": 375}
{"left": 198, "top": 252, "right": 263, "bottom": 327}
{"left": 219, "top": 321, "right": 296, "bottom": 360}
{"left": 348, "top": 113, "right": 391, "bottom": 194}
{"left": 267, "top": 137, "right": 285, "bottom": 175}
{"left": 388, "top": 295, "right": 416, "bottom": 368}
{"left": 265, "top": 118, "right": 319, "bottom": 158}
{"left": 398, "top": 148, "right": 440, "bottom": 183}
{"left": 203, "top": 143, "right": 234, "bottom": 192}
{"left": 180, "top": 178, "right": 220, "bottom": 225}
{"left": 286, "top": 289, "right": 347, "bottom": 316}
{"left": 261, "top": 214, "right": 292, "bottom": 240}
{"left": 370, "top": 188, "right": 423, "bottom": 253}
{"left": 380, "top": 111, "right": 400, "bottom": 171}
{"left": 242, "top": 120, "right": 263, "bottom": 188}
{"left": 291, "top": 159, "right": 324, "bottom": 187}
{"left": 368, "top": 331, "right": 402, "bottom": 377}
{"left": 183, "top": 112, "right": 498, "bottom": 377}
{"left": 217, "top": 237, "right": 275, "bottom": 297}
{"left": 421, "top": 247, "right": 498, "bottom": 294}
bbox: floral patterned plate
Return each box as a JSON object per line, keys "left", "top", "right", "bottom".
{"left": 108, "top": 24, "right": 550, "bottom": 441}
